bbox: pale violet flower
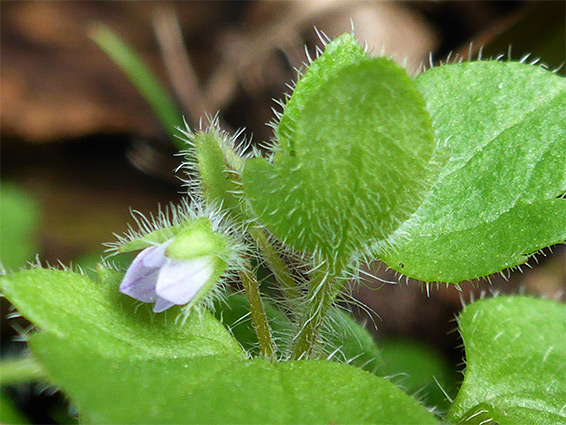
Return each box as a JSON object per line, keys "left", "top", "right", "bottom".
{"left": 119, "top": 217, "right": 231, "bottom": 313}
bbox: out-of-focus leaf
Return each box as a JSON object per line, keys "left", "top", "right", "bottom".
{"left": 89, "top": 24, "right": 185, "bottom": 149}
{"left": 0, "top": 391, "right": 30, "bottom": 425}
{"left": 379, "top": 339, "right": 456, "bottom": 411}
{"left": 0, "top": 182, "right": 40, "bottom": 271}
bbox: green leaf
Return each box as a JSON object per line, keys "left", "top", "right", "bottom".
{"left": 379, "top": 339, "right": 456, "bottom": 411}
{"left": 31, "top": 333, "right": 438, "bottom": 424}
{"left": 0, "top": 267, "right": 243, "bottom": 360}
{"left": 0, "top": 391, "right": 30, "bottom": 425}
{"left": 0, "top": 182, "right": 40, "bottom": 271}
{"left": 381, "top": 61, "right": 566, "bottom": 282}
{"left": 277, "top": 33, "right": 368, "bottom": 153}
{"left": 89, "top": 24, "right": 185, "bottom": 150}
{"left": 448, "top": 296, "right": 566, "bottom": 424}
{"left": 324, "top": 309, "right": 383, "bottom": 374}
{"left": 244, "top": 39, "right": 436, "bottom": 269}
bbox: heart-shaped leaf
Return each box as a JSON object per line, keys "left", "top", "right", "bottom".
{"left": 244, "top": 40, "right": 436, "bottom": 270}
{"left": 380, "top": 62, "right": 566, "bottom": 282}
{"left": 448, "top": 296, "right": 566, "bottom": 424}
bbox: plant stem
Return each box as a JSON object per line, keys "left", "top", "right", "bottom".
{"left": 291, "top": 264, "right": 342, "bottom": 360}
{"left": 0, "top": 356, "right": 46, "bottom": 385}
{"left": 238, "top": 260, "right": 276, "bottom": 360}
{"left": 209, "top": 134, "right": 304, "bottom": 314}
{"left": 248, "top": 226, "right": 302, "bottom": 304}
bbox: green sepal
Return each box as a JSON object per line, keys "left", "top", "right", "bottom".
{"left": 165, "top": 217, "right": 231, "bottom": 261}
{"left": 118, "top": 221, "right": 189, "bottom": 253}
{"left": 195, "top": 129, "right": 244, "bottom": 218}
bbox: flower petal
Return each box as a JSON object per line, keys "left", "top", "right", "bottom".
{"left": 153, "top": 297, "right": 175, "bottom": 313}
{"left": 155, "top": 256, "right": 215, "bottom": 305}
{"left": 141, "top": 243, "right": 168, "bottom": 268}
{"left": 119, "top": 246, "right": 164, "bottom": 302}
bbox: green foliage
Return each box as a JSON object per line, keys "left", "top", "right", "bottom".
{"left": 215, "top": 293, "right": 383, "bottom": 373}
{"left": 0, "top": 182, "right": 40, "bottom": 271}
{"left": 244, "top": 35, "right": 436, "bottom": 270}
{"left": 1, "top": 267, "right": 436, "bottom": 424}
{"left": 379, "top": 339, "right": 456, "bottom": 411}
{"left": 380, "top": 62, "right": 566, "bottom": 282}
{"left": 195, "top": 129, "right": 244, "bottom": 217}
{"left": 31, "top": 333, "right": 437, "bottom": 424}
{"left": 0, "top": 267, "right": 243, "bottom": 360}
{"left": 2, "top": 30, "right": 565, "bottom": 425}
{"left": 448, "top": 296, "right": 566, "bottom": 424}
{"left": 277, "top": 33, "right": 368, "bottom": 152}
{"left": 89, "top": 24, "right": 185, "bottom": 149}
{"left": 0, "top": 391, "right": 30, "bottom": 425}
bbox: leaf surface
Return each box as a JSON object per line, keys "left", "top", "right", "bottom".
{"left": 31, "top": 333, "right": 438, "bottom": 424}
{"left": 244, "top": 38, "right": 436, "bottom": 269}
{"left": 448, "top": 296, "right": 566, "bottom": 424}
{"left": 380, "top": 62, "right": 566, "bottom": 282}
{"left": 0, "top": 267, "right": 243, "bottom": 360}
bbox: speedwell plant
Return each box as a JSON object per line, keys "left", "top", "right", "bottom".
{"left": 1, "top": 33, "right": 565, "bottom": 424}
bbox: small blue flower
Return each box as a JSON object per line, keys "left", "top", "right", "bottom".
{"left": 120, "top": 241, "right": 218, "bottom": 313}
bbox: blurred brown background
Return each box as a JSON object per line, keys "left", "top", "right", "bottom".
{"left": 1, "top": 0, "right": 565, "bottom": 399}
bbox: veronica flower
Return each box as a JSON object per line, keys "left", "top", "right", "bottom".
{"left": 119, "top": 217, "right": 231, "bottom": 313}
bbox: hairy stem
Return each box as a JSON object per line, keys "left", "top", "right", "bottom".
{"left": 248, "top": 226, "right": 302, "bottom": 304}
{"left": 205, "top": 132, "right": 304, "bottom": 314}
{"left": 239, "top": 260, "right": 276, "bottom": 360}
{"left": 0, "top": 356, "right": 46, "bottom": 385}
{"left": 291, "top": 264, "right": 342, "bottom": 360}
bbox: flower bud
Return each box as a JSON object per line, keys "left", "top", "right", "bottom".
{"left": 119, "top": 217, "right": 232, "bottom": 313}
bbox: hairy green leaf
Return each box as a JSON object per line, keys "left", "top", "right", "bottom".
{"left": 277, "top": 33, "right": 368, "bottom": 153}
{"left": 380, "top": 62, "right": 566, "bottom": 282}
{"left": 31, "top": 333, "right": 438, "bottom": 424}
{"left": 0, "top": 267, "right": 243, "bottom": 360}
{"left": 448, "top": 296, "right": 566, "bottom": 424}
{"left": 244, "top": 36, "right": 436, "bottom": 270}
